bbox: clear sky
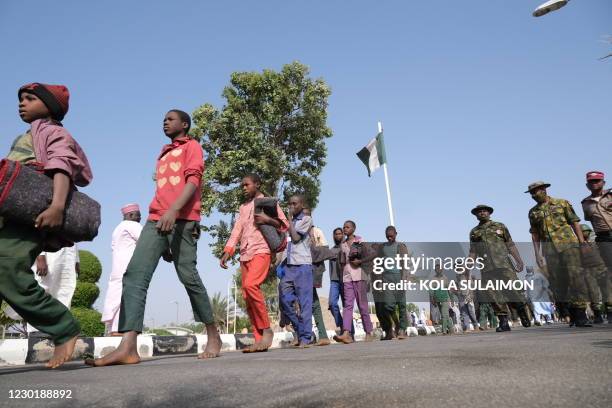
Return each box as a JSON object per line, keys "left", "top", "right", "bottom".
{"left": 1, "top": 1, "right": 610, "bottom": 325}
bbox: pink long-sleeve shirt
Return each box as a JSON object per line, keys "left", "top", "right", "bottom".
{"left": 31, "top": 119, "right": 93, "bottom": 187}
{"left": 224, "top": 192, "right": 289, "bottom": 262}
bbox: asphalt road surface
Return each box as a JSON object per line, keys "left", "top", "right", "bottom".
{"left": 1, "top": 324, "right": 610, "bottom": 408}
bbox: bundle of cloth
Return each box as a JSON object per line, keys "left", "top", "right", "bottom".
{"left": 254, "top": 197, "right": 286, "bottom": 253}
{"left": 0, "top": 159, "right": 100, "bottom": 242}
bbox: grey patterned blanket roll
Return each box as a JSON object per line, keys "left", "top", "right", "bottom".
{"left": 0, "top": 159, "right": 100, "bottom": 242}
{"left": 254, "top": 197, "right": 286, "bottom": 252}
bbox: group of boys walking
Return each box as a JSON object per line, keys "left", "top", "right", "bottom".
{"left": 0, "top": 82, "right": 609, "bottom": 370}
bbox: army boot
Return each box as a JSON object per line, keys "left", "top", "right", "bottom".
{"left": 518, "top": 306, "right": 532, "bottom": 327}
{"left": 571, "top": 308, "right": 593, "bottom": 327}
{"left": 496, "top": 315, "right": 511, "bottom": 332}
{"left": 592, "top": 308, "right": 604, "bottom": 324}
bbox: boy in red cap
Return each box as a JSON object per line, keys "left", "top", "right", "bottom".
{"left": 0, "top": 83, "right": 93, "bottom": 368}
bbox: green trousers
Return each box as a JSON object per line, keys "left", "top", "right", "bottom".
{"left": 375, "top": 272, "right": 408, "bottom": 334}
{"left": 545, "top": 246, "right": 589, "bottom": 312}
{"left": 119, "top": 220, "right": 214, "bottom": 333}
{"left": 312, "top": 288, "right": 328, "bottom": 340}
{"left": 0, "top": 222, "right": 80, "bottom": 345}
{"left": 584, "top": 264, "right": 612, "bottom": 313}
{"left": 479, "top": 303, "right": 498, "bottom": 329}
{"left": 482, "top": 268, "right": 528, "bottom": 317}
{"left": 440, "top": 301, "right": 451, "bottom": 333}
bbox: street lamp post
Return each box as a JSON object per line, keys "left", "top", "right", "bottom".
{"left": 172, "top": 301, "right": 179, "bottom": 335}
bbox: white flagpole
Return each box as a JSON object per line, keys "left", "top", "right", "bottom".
{"left": 378, "top": 121, "right": 395, "bottom": 227}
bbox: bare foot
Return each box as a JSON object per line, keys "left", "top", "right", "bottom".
{"left": 257, "top": 328, "right": 274, "bottom": 351}
{"left": 294, "top": 342, "right": 311, "bottom": 348}
{"left": 46, "top": 336, "right": 78, "bottom": 369}
{"left": 315, "top": 338, "right": 331, "bottom": 346}
{"left": 85, "top": 332, "right": 140, "bottom": 367}
{"left": 198, "top": 325, "right": 221, "bottom": 359}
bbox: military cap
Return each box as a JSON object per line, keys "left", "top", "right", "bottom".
{"left": 471, "top": 204, "right": 494, "bottom": 215}
{"left": 525, "top": 181, "right": 551, "bottom": 193}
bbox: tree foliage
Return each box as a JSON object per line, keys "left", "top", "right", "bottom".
{"left": 191, "top": 61, "right": 332, "bottom": 258}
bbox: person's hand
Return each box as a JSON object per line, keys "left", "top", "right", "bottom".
{"left": 157, "top": 209, "right": 178, "bottom": 233}
{"left": 350, "top": 259, "right": 362, "bottom": 268}
{"left": 254, "top": 213, "right": 271, "bottom": 226}
{"left": 220, "top": 252, "right": 230, "bottom": 269}
{"left": 35, "top": 205, "right": 64, "bottom": 230}
{"left": 36, "top": 255, "right": 48, "bottom": 277}
{"left": 162, "top": 250, "right": 173, "bottom": 263}
{"left": 536, "top": 254, "right": 545, "bottom": 269}
{"left": 580, "top": 243, "right": 592, "bottom": 256}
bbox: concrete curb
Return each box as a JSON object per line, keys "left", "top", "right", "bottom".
{"left": 0, "top": 325, "right": 430, "bottom": 366}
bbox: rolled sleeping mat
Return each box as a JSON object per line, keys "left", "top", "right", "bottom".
{"left": 254, "top": 197, "right": 286, "bottom": 252}
{"left": 0, "top": 159, "right": 101, "bottom": 242}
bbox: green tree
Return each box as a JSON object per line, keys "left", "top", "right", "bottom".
{"left": 71, "top": 250, "right": 105, "bottom": 337}
{"left": 191, "top": 61, "right": 332, "bottom": 258}
{"left": 210, "top": 292, "right": 228, "bottom": 330}
{"left": 407, "top": 303, "right": 420, "bottom": 314}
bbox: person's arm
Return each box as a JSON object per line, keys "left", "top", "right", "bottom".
{"left": 531, "top": 231, "right": 544, "bottom": 269}
{"left": 220, "top": 212, "right": 244, "bottom": 269}
{"left": 288, "top": 215, "right": 312, "bottom": 244}
{"left": 74, "top": 244, "right": 80, "bottom": 275}
{"left": 157, "top": 183, "right": 197, "bottom": 232}
{"left": 503, "top": 226, "right": 524, "bottom": 272}
{"left": 35, "top": 171, "right": 71, "bottom": 230}
{"left": 35, "top": 254, "right": 48, "bottom": 277}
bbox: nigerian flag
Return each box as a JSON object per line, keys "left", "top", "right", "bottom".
{"left": 356, "top": 132, "right": 387, "bottom": 177}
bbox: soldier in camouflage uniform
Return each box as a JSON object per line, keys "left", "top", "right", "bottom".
{"left": 580, "top": 224, "right": 611, "bottom": 324}
{"left": 526, "top": 181, "right": 591, "bottom": 327}
{"left": 469, "top": 204, "right": 530, "bottom": 332}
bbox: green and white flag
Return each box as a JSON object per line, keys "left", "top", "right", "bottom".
{"left": 356, "top": 132, "right": 387, "bottom": 177}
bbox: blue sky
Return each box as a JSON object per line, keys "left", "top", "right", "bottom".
{"left": 1, "top": 1, "right": 610, "bottom": 325}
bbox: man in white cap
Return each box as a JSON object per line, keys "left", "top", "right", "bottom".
{"left": 101, "top": 204, "right": 142, "bottom": 335}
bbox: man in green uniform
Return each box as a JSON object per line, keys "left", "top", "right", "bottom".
{"left": 468, "top": 204, "right": 530, "bottom": 332}
{"left": 526, "top": 181, "right": 591, "bottom": 327}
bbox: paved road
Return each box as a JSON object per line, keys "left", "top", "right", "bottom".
{"left": 0, "top": 324, "right": 610, "bottom": 408}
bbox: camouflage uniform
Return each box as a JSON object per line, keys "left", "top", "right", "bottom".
{"left": 470, "top": 220, "right": 527, "bottom": 316}
{"left": 528, "top": 197, "right": 588, "bottom": 313}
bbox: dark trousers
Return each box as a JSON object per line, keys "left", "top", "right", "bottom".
{"left": 374, "top": 272, "right": 408, "bottom": 334}
{"left": 0, "top": 222, "right": 79, "bottom": 344}
{"left": 119, "top": 221, "right": 214, "bottom": 332}
{"left": 312, "top": 288, "right": 328, "bottom": 340}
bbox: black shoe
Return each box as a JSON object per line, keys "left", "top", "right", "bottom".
{"left": 519, "top": 307, "right": 532, "bottom": 327}
{"left": 593, "top": 310, "right": 604, "bottom": 324}
{"left": 571, "top": 308, "right": 593, "bottom": 327}
{"left": 496, "top": 316, "right": 511, "bottom": 332}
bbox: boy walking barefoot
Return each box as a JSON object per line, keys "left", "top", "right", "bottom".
{"left": 87, "top": 110, "right": 221, "bottom": 366}
{"left": 220, "top": 174, "right": 289, "bottom": 352}
{"left": 1, "top": 83, "right": 92, "bottom": 368}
